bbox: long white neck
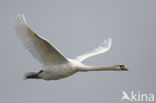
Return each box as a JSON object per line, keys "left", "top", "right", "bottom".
{"left": 77, "top": 65, "right": 121, "bottom": 72}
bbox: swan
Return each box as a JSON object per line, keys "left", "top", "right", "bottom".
{"left": 13, "top": 14, "right": 128, "bottom": 80}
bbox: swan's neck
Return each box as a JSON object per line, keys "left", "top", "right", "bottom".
{"left": 78, "top": 65, "right": 121, "bottom": 72}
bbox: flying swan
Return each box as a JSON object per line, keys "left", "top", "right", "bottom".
{"left": 13, "top": 14, "right": 128, "bottom": 80}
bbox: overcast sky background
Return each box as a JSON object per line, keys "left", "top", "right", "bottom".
{"left": 0, "top": 0, "right": 156, "bottom": 103}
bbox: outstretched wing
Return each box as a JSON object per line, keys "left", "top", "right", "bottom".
{"left": 13, "top": 14, "right": 68, "bottom": 66}
{"left": 75, "top": 38, "right": 112, "bottom": 62}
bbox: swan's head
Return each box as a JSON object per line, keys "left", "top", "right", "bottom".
{"left": 114, "top": 64, "right": 128, "bottom": 71}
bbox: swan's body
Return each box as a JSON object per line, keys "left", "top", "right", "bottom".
{"left": 13, "top": 14, "right": 128, "bottom": 80}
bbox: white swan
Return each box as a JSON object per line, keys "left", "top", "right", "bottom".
{"left": 13, "top": 14, "right": 128, "bottom": 80}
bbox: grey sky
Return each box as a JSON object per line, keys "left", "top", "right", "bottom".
{"left": 0, "top": 0, "right": 156, "bottom": 103}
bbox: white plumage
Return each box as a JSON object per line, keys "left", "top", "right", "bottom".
{"left": 13, "top": 14, "right": 128, "bottom": 80}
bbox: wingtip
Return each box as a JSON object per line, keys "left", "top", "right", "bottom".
{"left": 107, "top": 37, "right": 112, "bottom": 49}
{"left": 13, "top": 13, "right": 27, "bottom": 25}
{"left": 108, "top": 37, "right": 112, "bottom": 43}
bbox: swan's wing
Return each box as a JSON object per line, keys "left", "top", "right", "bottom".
{"left": 75, "top": 38, "right": 112, "bottom": 62}
{"left": 13, "top": 14, "right": 68, "bottom": 66}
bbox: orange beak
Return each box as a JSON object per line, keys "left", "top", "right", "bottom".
{"left": 121, "top": 66, "right": 128, "bottom": 71}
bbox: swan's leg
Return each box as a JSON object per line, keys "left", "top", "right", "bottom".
{"left": 24, "top": 70, "right": 43, "bottom": 79}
